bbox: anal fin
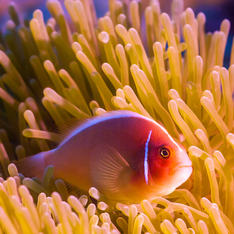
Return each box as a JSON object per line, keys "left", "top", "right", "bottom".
{"left": 64, "top": 182, "right": 88, "bottom": 198}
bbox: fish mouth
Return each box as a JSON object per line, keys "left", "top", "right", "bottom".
{"left": 170, "top": 164, "right": 193, "bottom": 175}
{"left": 179, "top": 165, "right": 193, "bottom": 169}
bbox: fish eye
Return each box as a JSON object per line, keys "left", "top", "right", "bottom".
{"left": 159, "top": 148, "right": 170, "bottom": 158}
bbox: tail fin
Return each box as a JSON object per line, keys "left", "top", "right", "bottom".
{"left": 14, "top": 152, "right": 47, "bottom": 180}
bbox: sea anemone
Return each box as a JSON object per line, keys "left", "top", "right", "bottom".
{"left": 0, "top": 0, "right": 233, "bottom": 233}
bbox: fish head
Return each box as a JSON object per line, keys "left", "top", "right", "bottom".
{"left": 147, "top": 135, "right": 192, "bottom": 195}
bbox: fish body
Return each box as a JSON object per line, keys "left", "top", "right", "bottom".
{"left": 16, "top": 111, "right": 192, "bottom": 203}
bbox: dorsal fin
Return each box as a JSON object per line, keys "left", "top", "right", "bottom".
{"left": 46, "top": 117, "right": 88, "bottom": 145}
{"left": 58, "top": 110, "right": 148, "bottom": 146}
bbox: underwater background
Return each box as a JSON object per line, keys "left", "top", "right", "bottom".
{"left": 0, "top": 0, "right": 234, "bottom": 233}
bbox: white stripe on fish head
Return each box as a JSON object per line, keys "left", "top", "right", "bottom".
{"left": 144, "top": 130, "right": 152, "bottom": 185}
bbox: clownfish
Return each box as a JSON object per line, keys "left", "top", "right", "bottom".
{"left": 16, "top": 111, "right": 192, "bottom": 203}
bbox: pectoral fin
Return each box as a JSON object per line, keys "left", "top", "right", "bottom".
{"left": 90, "top": 145, "right": 133, "bottom": 194}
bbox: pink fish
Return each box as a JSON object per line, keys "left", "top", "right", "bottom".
{"left": 16, "top": 111, "right": 192, "bottom": 203}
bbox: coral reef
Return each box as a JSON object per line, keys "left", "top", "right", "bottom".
{"left": 0, "top": 0, "right": 233, "bottom": 233}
